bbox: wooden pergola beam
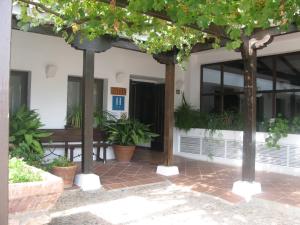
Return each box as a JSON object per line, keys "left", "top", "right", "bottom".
{"left": 0, "top": 1, "right": 11, "bottom": 224}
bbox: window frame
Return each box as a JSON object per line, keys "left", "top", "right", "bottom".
{"left": 66, "top": 75, "right": 104, "bottom": 116}
{"left": 9, "top": 70, "right": 31, "bottom": 113}
{"left": 200, "top": 51, "right": 300, "bottom": 117}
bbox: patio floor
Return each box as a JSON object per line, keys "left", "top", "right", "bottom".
{"left": 91, "top": 154, "right": 300, "bottom": 207}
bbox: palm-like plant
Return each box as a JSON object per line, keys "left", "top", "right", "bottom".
{"left": 106, "top": 114, "right": 158, "bottom": 146}
{"left": 9, "top": 106, "right": 51, "bottom": 166}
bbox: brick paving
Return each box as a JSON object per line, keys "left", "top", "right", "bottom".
{"left": 91, "top": 155, "right": 300, "bottom": 207}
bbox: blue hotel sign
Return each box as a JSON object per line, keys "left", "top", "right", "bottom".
{"left": 112, "top": 96, "right": 125, "bottom": 111}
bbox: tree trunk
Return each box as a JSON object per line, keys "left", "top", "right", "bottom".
{"left": 241, "top": 37, "right": 257, "bottom": 182}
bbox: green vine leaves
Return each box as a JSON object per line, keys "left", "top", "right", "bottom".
{"left": 15, "top": 0, "right": 300, "bottom": 65}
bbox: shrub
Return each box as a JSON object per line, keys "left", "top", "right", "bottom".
{"left": 9, "top": 106, "right": 51, "bottom": 166}
{"left": 265, "top": 115, "right": 292, "bottom": 148}
{"left": 49, "top": 156, "right": 73, "bottom": 168}
{"left": 9, "top": 157, "right": 42, "bottom": 183}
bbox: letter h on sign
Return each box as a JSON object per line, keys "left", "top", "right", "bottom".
{"left": 112, "top": 96, "right": 125, "bottom": 111}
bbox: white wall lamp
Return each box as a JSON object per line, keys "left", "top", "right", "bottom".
{"left": 115, "top": 72, "right": 126, "bottom": 83}
{"left": 45, "top": 64, "right": 58, "bottom": 78}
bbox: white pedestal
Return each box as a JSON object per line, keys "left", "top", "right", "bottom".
{"left": 156, "top": 165, "right": 179, "bottom": 176}
{"left": 232, "top": 181, "right": 262, "bottom": 202}
{"left": 74, "top": 173, "right": 101, "bottom": 191}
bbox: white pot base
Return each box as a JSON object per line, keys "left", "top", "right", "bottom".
{"left": 156, "top": 165, "right": 179, "bottom": 176}
{"left": 232, "top": 180, "right": 262, "bottom": 202}
{"left": 74, "top": 173, "right": 101, "bottom": 191}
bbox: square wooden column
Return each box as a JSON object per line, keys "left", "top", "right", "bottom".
{"left": 164, "top": 63, "right": 175, "bottom": 166}
{"left": 81, "top": 50, "right": 95, "bottom": 173}
{"left": 0, "top": 0, "right": 12, "bottom": 224}
{"left": 241, "top": 39, "right": 257, "bottom": 182}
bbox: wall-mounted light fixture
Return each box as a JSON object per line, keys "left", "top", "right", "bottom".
{"left": 45, "top": 64, "right": 57, "bottom": 78}
{"left": 176, "top": 79, "right": 184, "bottom": 90}
{"left": 115, "top": 72, "right": 126, "bottom": 83}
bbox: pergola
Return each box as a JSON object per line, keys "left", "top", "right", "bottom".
{"left": 1, "top": 0, "right": 299, "bottom": 224}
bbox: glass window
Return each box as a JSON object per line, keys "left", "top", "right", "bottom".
{"left": 201, "top": 95, "right": 222, "bottom": 113}
{"left": 276, "top": 92, "right": 300, "bottom": 118}
{"left": 10, "top": 71, "right": 29, "bottom": 114}
{"left": 276, "top": 53, "right": 300, "bottom": 90}
{"left": 67, "top": 76, "right": 104, "bottom": 116}
{"left": 223, "top": 60, "right": 244, "bottom": 93}
{"left": 201, "top": 51, "right": 300, "bottom": 124}
{"left": 202, "top": 64, "right": 221, "bottom": 94}
{"left": 257, "top": 57, "right": 274, "bottom": 91}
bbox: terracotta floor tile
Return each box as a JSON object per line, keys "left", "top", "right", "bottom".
{"left": 92, "top": 155, "right": 300, "bottom": 208}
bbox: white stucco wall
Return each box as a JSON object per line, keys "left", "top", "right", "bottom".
{"left": 186, "top": 32, "right": 300, "bottom": 108}
{"left": 11, "top": 30, "right": 185, "bottom": 128}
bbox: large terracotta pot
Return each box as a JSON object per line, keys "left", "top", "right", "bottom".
{"left": 113, "top": 145, "right": 136, "bottom": 162}
{"left": 51, "top": 164, "right": 77, "bottom": 188}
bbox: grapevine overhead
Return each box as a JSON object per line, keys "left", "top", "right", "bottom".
{"left": 15, "top": 0, "right": 300, "bottom": 62}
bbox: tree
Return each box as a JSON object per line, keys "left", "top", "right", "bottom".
{"left": 15, "top": 0, "right": 300, "bottom": 182}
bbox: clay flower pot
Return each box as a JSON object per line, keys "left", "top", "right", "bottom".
{"left": 113, "top": 145, "right": 136, "bottom": 162}
{"left": 51, "top": 164, "right": 77, "bottom": 188}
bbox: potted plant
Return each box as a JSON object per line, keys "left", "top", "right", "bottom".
{"left": 49, "top": 156, "right": 77, "bottom": 188}
{"left": 106, "top": 114, "right": 158, "bottom": 162}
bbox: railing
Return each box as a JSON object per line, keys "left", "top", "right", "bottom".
{"left": 174, "top": 128, "right": 300, "bottom": 176}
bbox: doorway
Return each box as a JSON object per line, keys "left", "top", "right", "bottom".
{"left": 129, "top": 79, "right": 165, "bottom": 151}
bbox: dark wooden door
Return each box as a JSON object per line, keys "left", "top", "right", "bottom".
{"left": 129, "top": 80, "right": 164, "bottom": 151}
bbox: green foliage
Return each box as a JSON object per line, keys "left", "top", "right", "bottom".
{"left": 94, "top": 110, "right": 117, "bottom": 129}
{"left": 174, "top": 94, "right": 207, "bottom": 131}
{"left": 106, "top": 114, "right": 158, "bottom": 146}
{"left": 174, "top": 96, "right": 244, "bottom": 133}
{"left": 15, "top": 0, "right": 300, "bottom": 64}
{"left": 48, "top": 156, "right": 73, "bottom": 168}
{"left": 9, "top": 157, "right": 42, "bottom": 183}
{"left": 66, "top": 106, "right": 82, "bottom": 128}
{"left": 66, "top": 106, "right": 116, "bottom": 129}
{"left": 265, "top": 115, "right": 289, "bottom": 149}
{"left": 291, "top": 116, "right": 300, "bottom": 133}
{"left": 9, "top": 106, "right": 51, "bottom": 167}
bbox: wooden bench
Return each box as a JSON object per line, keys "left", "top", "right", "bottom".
{"left": 40, "top": 128, "right": 109, "bottom": 163}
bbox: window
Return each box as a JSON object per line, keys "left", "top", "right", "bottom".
{"left": 67, "top": 76, "right": 104, "bottom": 116}
{"left": 9, "top": 71, "right": 29, "bottom": 114}
{"left": 200, "top": 51, "right": 300, "bottom": 130}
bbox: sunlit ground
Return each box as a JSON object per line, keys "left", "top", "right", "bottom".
{"left": 49, "top": 183, "right": 300, "bottom": 225}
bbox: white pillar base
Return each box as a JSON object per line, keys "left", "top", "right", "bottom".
{"left": 232, "top": 180, "right": 262, "bottom": 202}
{"left": 156, "top": 165, "right": 179, "bottom": 176}
{"left": 74, "top": 173, "right": 101, "bottom": 191}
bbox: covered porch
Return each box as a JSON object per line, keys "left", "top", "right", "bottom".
{"left": 90, "top": 153, "right": 300, "bottom": 207}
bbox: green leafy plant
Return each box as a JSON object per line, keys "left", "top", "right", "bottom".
{"left": 66, "top": 106, "right": 82, "bottom": 128}
{"left": 94, "top": 110, "right": 116, "bottom": 129}
{"left": 49, "top": 156, "right": 74, "bottom": 168}
{"left": 9, "top": 106, "right": 51, "bottom": 166}
{"left": 106, "top": 114, "right": 158, "bottom": 146}
{"left": 9, "top": 157, "right": 42, "bottom": 183}
{"left": 291, "top": 116, "right": 300, "bottom": 134}
{"left": 265, "top": 115, "right": 289, "bottom": 149}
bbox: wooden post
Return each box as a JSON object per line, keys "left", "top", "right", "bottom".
{"left": 164, "top": 63, "right": 175, "bottom": 166}
{"left": 0, "top": 1, "right": 11, "bottom": 224}
{"left": 241, "top": 37, "right": 257, "bottom": 182}
{"left": 82, "top": 50, "right": 95, "bottom": 173}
